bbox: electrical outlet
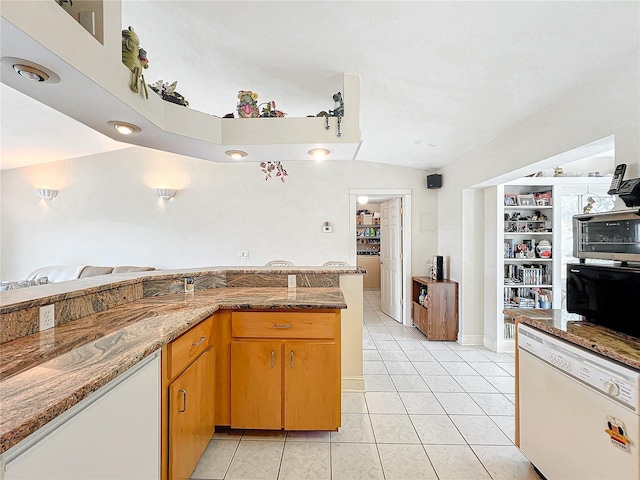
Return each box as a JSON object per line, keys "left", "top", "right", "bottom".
{"left": 288, "top": 275, "right": 296, "bottom": 288}
{"left": 39, "top": 304, "right": 55, "bottom": 331}
{"left": 237, "top": 250, "right": 249, "bottom": 259}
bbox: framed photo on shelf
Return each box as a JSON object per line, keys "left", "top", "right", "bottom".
{"left": 534, "top": 191, "right": 552, "bottom": 206}
{"left": 517, "top": 194, "right": 535, "bottom": 206}
{"left": 504, "top": 193, "right": 518, "bottom": 206}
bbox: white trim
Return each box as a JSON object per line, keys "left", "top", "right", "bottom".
{"left": 459, "top": 334, "right": 485, "bottom": 345}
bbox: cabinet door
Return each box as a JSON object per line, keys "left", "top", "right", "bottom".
{"left": 427, "top": 284, "right": 458, "bottom": 340}
{"left": 284, "top": 342, "right": 340, "bottom": 430}
{"left": 169, "top": 347, "right": 215, "bottom": 480}
{"left": 230, "top": 341, "right": 282, "bottom": 429}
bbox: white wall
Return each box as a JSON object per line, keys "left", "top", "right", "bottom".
{"left": 1, "top": 148, "right": 438, "bottom": 280}
{"left": 439, "top": 57, "right": 640, "bottom": 344}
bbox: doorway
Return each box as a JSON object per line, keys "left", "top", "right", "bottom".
{"left": 350, "top": 189, "right": 412, "bottom": 326}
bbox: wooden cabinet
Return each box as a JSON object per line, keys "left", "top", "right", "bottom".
{"left": 162, "top": 316, "right": 215, "bottom": 480}
{"left": 229, "top": 310, "right": 341, "bottom": 431}
{"left": 411, "top": 277, "right": 458, "bottom": 340}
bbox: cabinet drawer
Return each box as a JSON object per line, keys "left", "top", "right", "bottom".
{"left": 168, "top": 316, "right": 213, "bottom": 379}
{"left": 231, "top": 311, "right": 337, "bottom": 339}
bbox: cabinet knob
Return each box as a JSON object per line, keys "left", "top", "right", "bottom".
{"left": 178, "top": 389, "right": 187, "bottom": 413}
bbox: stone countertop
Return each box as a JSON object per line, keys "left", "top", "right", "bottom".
{"left": 0, "top": 287, "right": 346, "bottom": 454}
{"left": 504, "top": 308, "right": 640, "bottom": 370}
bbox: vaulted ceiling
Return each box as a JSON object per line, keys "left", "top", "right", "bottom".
{"left": 1, "top": 1, "right": 638, "bottom": 171}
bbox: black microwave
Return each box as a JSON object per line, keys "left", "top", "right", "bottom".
{"left": 566, "top": 263, "right": 640, "bottom": 338}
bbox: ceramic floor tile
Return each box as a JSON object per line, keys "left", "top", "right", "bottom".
{"left": 374, "top": 340, "right": 403, "bottom": 351}
{"left": 378, "top": 349, "right": 411, "bottom": 361}
{"left": 285, "top": 430, "right": 331, "bottom": 442}
{"left": 365, "top": 391, "right": 407, "bottom": 414}
{"left": 363, "top": 349, "right": 383, "bottom": 361}
{"left": 387, "top": 327, "right": 419, "bottom": 340}
{"left": 424, "top": 444, "right": 491, "bottom": 479}
{"left": 364, "top": 374, "right": 397, "bottom": 391}
{"left": 399, "top": 392, "right": 446, "bottom": 415}
{"left": 429, "top": 350, "right": 463, "bottom": 362}
{"left": 481, "top": 351, "right": 516, "bottom": 363}
{"left": 421, "top": 341, "right": 454, "bottom": 351}
{"left": 398, "top": 340, "right": 427, "bottom": 351}
{"left": 410, "top": 414, "right": 466, "bottom": 445}
{"left": 449, "top": 415, "right": 512, "bottom": 445}
{"left": 278, "top": 442, "right": 331, "bottom": 480}
{"left": 403, "top": 349, "right": 437, "bottom": 362}
{"left": 241, "top": 430, "right": 287, "bottom": 442}
{"left": 470, "top": 362, "right": 512, "bottom": 376}
{"left": 455, "top": 350, "right": 492, "bottom": 362}
{"left": 486, "top": 376, "right": 516, "bottom": 394}
{"left": 342, "top": 392, "right": 369, "bottom": 414}
{"left": 470, "top": 393, "right": 515, "bottom": 416}
{"left": 440, "top": 361, "right": 479, "bottom": 376}
{"left": 330, "top": 414, "right": 375, "bottom": 443}
{"left": 452, "top": 375, "right": 499, "bottom": 393}
{"left": 369, "top": 331, "right": 395, "bottom": 341}
{"left": 364, "top": 360, "right": 388, "bottom": 374}
{"left": 370, "top": 414, "right": 421, "bottom": 444}
{"left": 377, "top": 443, "right": 439, "bottom": 479}
{"left": 190, "top": 439, "right": 238, "bottom": 480}
{"left": 433, "top": 392, "right": 484, "bottom": 415}
{"left": 489, "top": 415, "right": 516, "bottom": 443}
{"left": 421, "top": 375, "right": 464, "bottom": 393}
{"left": 412, "top": 361, "right": 449, "bottom": 376}
{"left": 472, "top": 445, "right": 540, "bottom": 480}
{"left": 225, "top": 440, "right": 284, "bottom": 480}
{"left": 391, "top": 374, "right": 430, "bottom": 392}
{"left": 495, "top": 362, "right": 516, "bottom": 375}
{"left": 331, "top": 443, "right": 385, "bottom": 480}
{"left": 445, "top": 343, "right": 478, "bottom": 351}
{"left": 504, "top": 393, "right": 516, "bottom": 404}
{"left": 363, "top": 336, "right": 377, "bottom": 350}
{"left": 384, "top": 361, "right": 418, "bottom": 374}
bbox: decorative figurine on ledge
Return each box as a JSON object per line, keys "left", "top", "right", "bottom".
{"left": 237, "top": 90, "right": 259, "bottom": 118}
{"left": 259, "top": 100, "right": 286, "bottom": 118}
{"left": 260, "top": 161, "right": 288, "bottom": 183}
{"left": 325, "top": 91, "right": 344, "bottom": 137}
{"left": 148, "top": 80, "right": 190, "bottom": 107}
{"left": 122, "top": 26, "right": 149, "bottom": 98}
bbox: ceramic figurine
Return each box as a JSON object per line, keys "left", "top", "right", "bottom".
{"left": 148, "top": 80, "right": 189, "bottom": 107}
{"left": 122, "top": 26, "right": 149, "bottom": 98}
{"left": 259, "top": 101, "right": 286, "bottom": 118}
{"left": 237, "top": 90, "right": 259, "bottom": 118}
{"left": 325, "top": 92, "right": 345, "bottom": 137}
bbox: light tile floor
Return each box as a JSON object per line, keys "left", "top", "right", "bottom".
{"left": 191, "top": 290, "right": 540, "bottom": 480}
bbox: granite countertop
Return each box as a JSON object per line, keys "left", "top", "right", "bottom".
{"left": 0, "top": 287, "right": 346, "bottom": 454}
{"left": 505, "top": 308, "right": 640, "bottom": 370}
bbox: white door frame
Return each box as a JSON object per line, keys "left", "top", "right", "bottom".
{"left": 350, "top": 188, "right": 412, "bottom": 326}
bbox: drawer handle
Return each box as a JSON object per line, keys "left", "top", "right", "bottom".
{"left": 271, "top": 350, "right": 275, "bottom": 368}
{"left": 178, "top": 389, "right": 187, "bottom": 413}
{"left": 290, "top": 350, "right": 294, "bottom": 368}
{"left": 274, "top": 323, "right": 292, "bottom": 329}
{"left": 192, "top": 336, "right": 206, "bottom": 347}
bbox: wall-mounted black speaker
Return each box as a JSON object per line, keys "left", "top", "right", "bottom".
{"left": 427, "top": 174, "right": 442, "bottom": 189}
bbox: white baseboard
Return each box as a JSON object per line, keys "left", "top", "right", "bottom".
{"left": 458, "top": 334, "right": 484, "bottom": 345}
{"left": 342, "top": 376, "right": 365, "bottom": 392}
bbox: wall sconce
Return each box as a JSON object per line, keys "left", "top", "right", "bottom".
{"left": 309, "top": 148, "right": 330, "bottom": 160}
{"left": 225, "top": 150, "right": 248, "bottom": 160}
{"left": 34, "top": 188, "right": 58, "bottom": 200}
{"left": 108, "top": 121, "right": 141, "bottom": 135}
{"left": 155, "top": 188, "right": 177, "bottom": 200}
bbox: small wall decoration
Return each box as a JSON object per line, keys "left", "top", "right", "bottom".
{"left": 122, "top": 26, "right": 149, "bottom": 98}
{"left": 237, "top": 90, "right": 259, "bottom": 118}
{"left": 148, "top": 80, "right": 189, "bottom": 107}
{"left": 325, "top": 92, "right": 344, "bottom": 137}
{"left": 260, "top": 161, "right": 288, "bottom": 183}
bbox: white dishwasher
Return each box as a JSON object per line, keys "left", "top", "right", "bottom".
{"left": 518, "top": 323, "right": 640, "bottom": 480}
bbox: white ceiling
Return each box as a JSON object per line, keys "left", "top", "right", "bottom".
{"left": 1, "top": 1, "right": 639, "bottom": 171}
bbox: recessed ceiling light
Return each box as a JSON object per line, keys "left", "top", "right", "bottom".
{"left": 108, "top": 121, "right": 141, "bottom": 135}
{"left": 309, "top": 148, "right": 330, "bottom": 160}
{"left": 13, "top": 64, "right": 49, "bottom": 82}
{"left": 225, "top": 150, "right": 248, "bottom": 160}
{"left": 357, "top": 195, "right": 369, "bottom": 205}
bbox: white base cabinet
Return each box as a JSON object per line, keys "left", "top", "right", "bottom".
{"left": 1, "top": 352, "right": 161, "bottom": 480}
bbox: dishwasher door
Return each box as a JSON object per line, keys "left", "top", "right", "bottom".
{"left": 519, "top": 349, "right": 640, "bottom": 480}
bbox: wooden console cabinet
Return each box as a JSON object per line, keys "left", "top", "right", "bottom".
{"left": 411, "top": 277, "right": 459, "bottom": 340}
{"left": 229, "top": 310, "right": 341, "bottom": 431}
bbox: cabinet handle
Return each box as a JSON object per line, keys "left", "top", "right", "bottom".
{"left": 271, "top": 350, "right": 275, "bottom": 368}
{"left": 178, "top": 389, "right": 187, "bottom": 413}
{"left": 274, "top": 323, "right": 292, "bottom": 329}
{"left": 290, "top": 350, "right": 294, "bottom": 368}
{"left": 192, "top": 336, "right": 206, "bottom": 347}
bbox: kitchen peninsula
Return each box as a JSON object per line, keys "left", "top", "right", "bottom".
{"left": 0, "top": 267, "right": 363, "bottom": 480}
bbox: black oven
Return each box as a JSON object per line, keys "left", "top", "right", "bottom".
{"left": 567, "top": 263, "right": 640, "bottom": 338}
